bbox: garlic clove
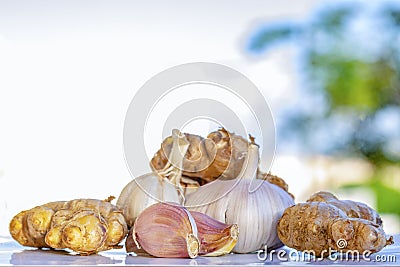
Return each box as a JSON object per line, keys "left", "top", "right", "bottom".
{"left": 190, "top": 211, "right": 239, "bottom": 256}
{"left": 131, "top": 202, "right": 199, "bottom": 258}
{"left": 125, "top": 227, "right": 149, "bottom": 255}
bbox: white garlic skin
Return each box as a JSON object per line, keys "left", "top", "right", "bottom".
{"left": 186, "top": 179, "right": 294, "bottom": 253}
{"left": 117, "top": 173, "right": 181, "bottom": 227}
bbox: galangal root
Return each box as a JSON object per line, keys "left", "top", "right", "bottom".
{"left": 9, "top": 197, "right": 127, "bottom": 255}
{"left": 278, "top": 191, "right": 393, "bottom": 257}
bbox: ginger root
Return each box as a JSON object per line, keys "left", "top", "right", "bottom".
{"left": 9, "top": 197, "right": 127, "bottom": 255}
{"left": 307, "top": 191, "right": 382, "bottom": 226}
{"left": 277, "top": 192, "right": 393, "bottom": 257}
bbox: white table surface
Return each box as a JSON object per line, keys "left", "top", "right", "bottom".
{"left": 1, "top": 235, "right": 399, "bottom": 266}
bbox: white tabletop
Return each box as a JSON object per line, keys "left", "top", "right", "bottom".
{"left": 1, "top": 235, "right": 399, "bottom": 266}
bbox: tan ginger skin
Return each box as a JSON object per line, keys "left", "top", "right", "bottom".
{"left": 307, "top": 191, "right": 382, "bottom": 226}
{"left": 278, "top": 192, "right": 393, "bottom": 257}
{"left": 9, "top": 197, "right": 127, "bottom": 255}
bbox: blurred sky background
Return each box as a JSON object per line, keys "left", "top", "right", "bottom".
{"left": 0, "top": 0, "right": 399, "bottom": 235}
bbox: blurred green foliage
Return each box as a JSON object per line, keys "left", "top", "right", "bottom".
{"left": 342, "top": 179, "right": 400, "bottom": 215}
{"left": 248, "top": 3, "right": 400, "bottom": 215}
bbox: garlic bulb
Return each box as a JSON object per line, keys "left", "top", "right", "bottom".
{"left": 117, "top": 129, "right": 188, "bottom": 227}
{"left": 117, "top": 174, "right": 180, "bottom": 227}
{"left": 185, "top": 144, "right": 294, "bottom": 253}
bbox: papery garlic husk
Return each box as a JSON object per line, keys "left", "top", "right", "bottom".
{"left": 190, "top": 211, "right": 239, "bottom": 256}
{"left": 185, "top": 144, "right": 295, "bottom": 253}
{"left": 117, "top": 129, "right": 188, "bottom": 227}
{"left": 130, "top": 202, "right": 200, "bottom": 258}
{"left": 205, "top": 128, "right": 249, "bottom": 180}
{"left": 151, "top": 128, "right": 249, "bottom": 186}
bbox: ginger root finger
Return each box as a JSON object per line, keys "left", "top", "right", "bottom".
{"left": 9, "top": 202, "right": 64, "bottom": 248}
{"left": 330, "top": 217, "right": 392, "bottom": 253}
{"left": 278, "top": 202, "right": 345, "bottom": 256}
{"left": 46, "top": 210, "right": 108, "bottom": 254}
{"left": 307, "top": 191, "right": 382, "bottom": 226}
{"left": 9, "top": 198, "right": 127, "bottom": 255}
{"left": 278, "top": 202, "right": 393, "bottom": 257}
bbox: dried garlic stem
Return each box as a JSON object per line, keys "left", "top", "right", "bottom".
{"left": 154, "top": 129, "right": 189, "bottom": 202}
{"left": 236, "top": 143, "right": 259, "bottom": 181}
